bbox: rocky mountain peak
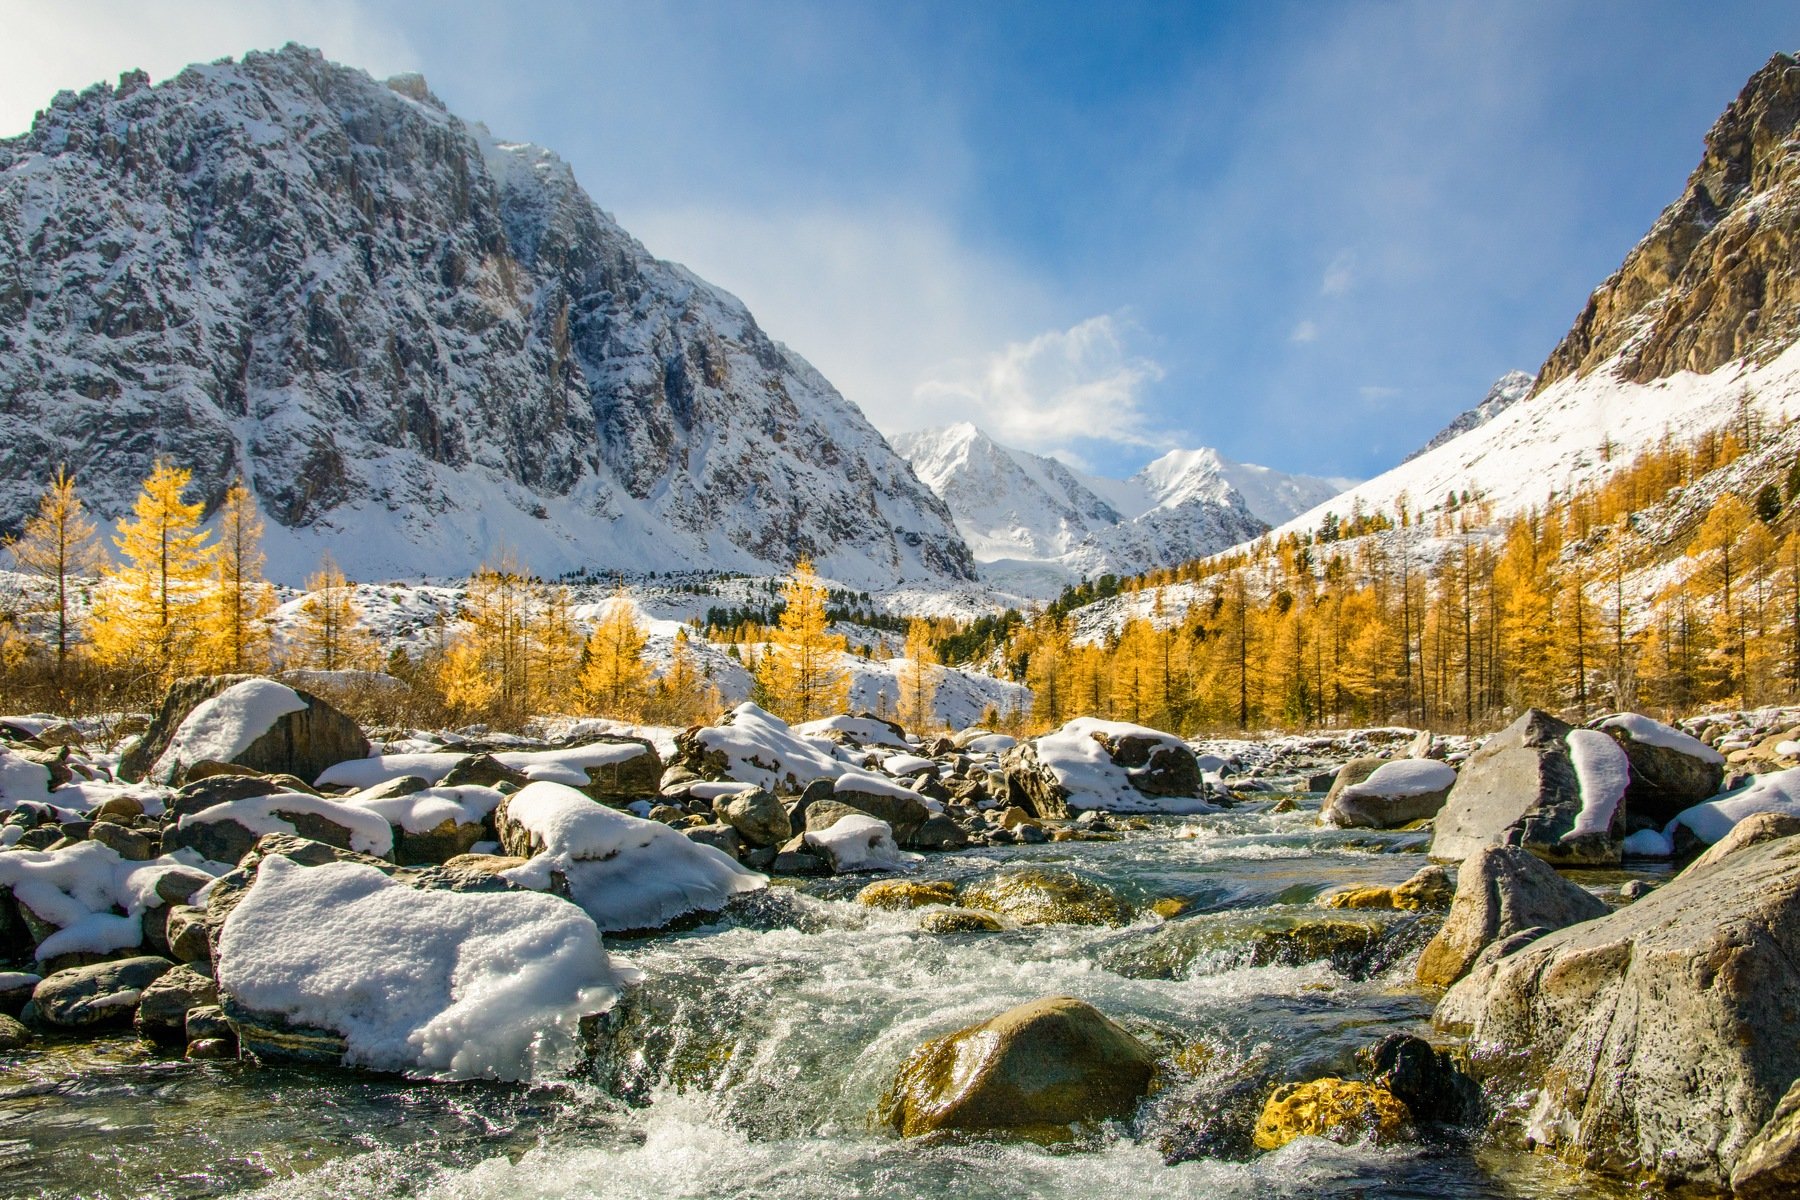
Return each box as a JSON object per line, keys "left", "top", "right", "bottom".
{"left": 1536, "top": 51, "right": 1800, "bottom": 392}
{"left": 0, "top": 44, "right": 974, "bottom": 586}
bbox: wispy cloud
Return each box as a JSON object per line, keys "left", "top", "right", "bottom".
{"left": 1289, "top": 320, "right": 1320, "bottom": 344}
{"left": 1321, "top": 251, "right": 1355, "bottom": 296}
{"left": 914, "top": 315, "right": 1168, "bottom": 452}
{"left": 1359, "top": 385, "right": 1401, "bottom": 402}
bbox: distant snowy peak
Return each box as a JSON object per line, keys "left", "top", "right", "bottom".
{"left": 1403, "top": 370, "right": 1536, "bottom": 463}
{"left": 0, "top": 45, "right": 973, "bottom": 588}
{"left": 894, "top": 424, "right": 1350, "bottom": 595}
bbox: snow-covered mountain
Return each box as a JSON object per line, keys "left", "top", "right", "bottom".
{"left": 893, "top": 422, "right": 1348, "bottom": 594}
{"left": 0, "top": 46, "right": 973, "bottom": 588}
{"left": 1402, "top": 370, "right": 1535, "bottom": 463}
{"left": 1273, "top": 52, "right": 1800, "bottom": 545}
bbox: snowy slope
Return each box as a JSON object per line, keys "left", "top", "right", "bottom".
{"left": 0, "top": 47, "right": 973, "bottom": 589}
{"left": 1401, "top": 371, "right": 1535, "bottom": 463}
{"left": 895, "top": 423, "right": 1347, "bottom": 594}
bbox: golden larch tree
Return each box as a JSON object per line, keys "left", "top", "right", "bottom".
{"left": 201, "top": 478, "right": 276, "bottom": 672}
{"left": 897, "top": 618, "right": 940, "bottom": 734}
{"left": 291, "top": 553, "right": 379, "bottom": 671}
{"left": 578, "top": 591, "right": 652, "bottom": 718}
{"left": 88, "top": 461, "right": 214, "bottom": 683}
{"left": 5, "top": 467, "right": 106, "bottom": 670}
{"left": 755, "top": 557, "right": 850, "bottom": 723}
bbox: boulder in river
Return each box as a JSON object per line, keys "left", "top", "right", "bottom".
{"left": 878, "top": 995, "right": 1155, "bottom": 1140}
{"left": 960, "top": 866, "right": 1128, "bottom": 927}
{"left": 1429, "top": 709, "right": 1625, "bottom": 866}
{"left": 1433, "top": 831, "right": 1800, "bottom": 1193}
{"left": 1004, "top": 719, "right": 1212, "bottom": 818}
{"left": 1252, "top": 1077, "right": 1413, "bottom": 1151}
{"left": 1321, "top": 759, "right": 1456, "bottom": 829}
{"left": 29, "top": 956, "right": 176, "bottom": 1029}
{"left": 1416, "top": 845, "right": 1608, "bottom": 988}
{"left": 1595, "top": 712, "right": 1726, "bottom": 825}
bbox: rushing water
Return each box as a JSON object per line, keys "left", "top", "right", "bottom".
{"left": 0, "top": 791, "right": 1647, "bottom": 1200}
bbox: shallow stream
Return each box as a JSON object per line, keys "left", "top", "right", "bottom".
{"left": 0, "top": 792, "right": 1652, "bottom": 1199}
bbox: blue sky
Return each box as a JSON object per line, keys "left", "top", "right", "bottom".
{"left": 2, "top": 2, "right": 1795, "bottom": 480}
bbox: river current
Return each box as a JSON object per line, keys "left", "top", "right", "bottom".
{"left": 0, "top": 790, "right": 1652, "bottom": 1199}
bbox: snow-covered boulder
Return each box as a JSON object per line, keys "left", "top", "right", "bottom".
{"left": 830, "top": 769, "right": 932, "bottom": 844}
{"left": 127, "top": 676, "right": 370, "bottom": 787}
{"left": 494, "top": 782, "right": 766, "bottom": 932}
{"left": 315, "top": 740, "right": 660, "bottom": 801}
{"left": 674, "top": 704, "right": 850, "bottom": 794}
{"left": 1004, "top": 719, "right": 1214, "bottom": 817}
{"left": 1666, "top": 767, "right": 1800, "bottom": 853}
{"left": 346, "top": 784, "right": 501, "bottom": 865}
{"left": 1430, "top": 709, "right": 1623, "bottom": 867}
{"left": 217, "top": 856, "right": 639, "bottom": 1079}
{"left": 0, "top": 747, "right": 54, "bottom": 808}
{"left": 794, "top": 713, "right": 912, "bottom": 752}
{"left": 0, "top": 841, "right": 217, "bottom": 966}
{"left": 804, "top": 813, "right": 921, "bottom": 873}
{"left": 165, "top": 791, "right": 395, "bottom": 866}
{"left": 1322, "top": 759, "right": 1457, "bottom": 829}
{"left": 1597, "top": 712, "right": 1726, "bottom": 823}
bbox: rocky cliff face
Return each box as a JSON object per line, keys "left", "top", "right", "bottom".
{"left": 0, "top": 46, "right": 974, "bottom": 586}
{"left": 1537, "top": 52, "right": 1800, "bottom": 391}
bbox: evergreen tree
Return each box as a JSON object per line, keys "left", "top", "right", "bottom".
{"left": 4, "top": 466, "right": 105, "bottom": 671}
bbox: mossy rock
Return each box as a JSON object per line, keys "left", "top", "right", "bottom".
{"left": 1252, "top": 1077, "right": 1413, "bottom": 1151}
{"left": 1322, "top": 865, "right": 1453, "bottom": 912}
{"left": 959, "top": 867, "right": 1128, "bottom": 927}
{"left": 857, "top": 879, "right": 957, "bottom": 910}
{"left": 878, "top": 995, "right": 1155, "bottom": 1140}
{"left": 917, "top": 907, "right": 1006, "bottom": 934}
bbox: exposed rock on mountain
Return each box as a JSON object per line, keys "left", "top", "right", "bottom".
{"left": 0, "top": 46, "right": 973, "bottom": 586}
{"left": 1402, "top": 370, "right": 1533, "bottom": 462}
{"left": 1538, "top": 53, "right": 1800, "bottom": 390}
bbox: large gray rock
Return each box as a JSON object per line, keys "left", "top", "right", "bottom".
{"left": 827, "top": 783, "right": 930, "bottom": 846}
{"left": 713, "top": 787, "right": 791, "bottom": 849}
{"left": 31, "top": 956, "right": 177, "bottom": 1029}
{"left": 1598, "top": 714, "right": 1726, "bottom": 825}
{"left": 122, "top": 675, "right": 371, "bottom": 786}
{"left": 1415, "top": 846, "right": 1608, "bottom": 987}
{"left": 1322, "top": 759, "right": 1456, "bottom": 829}
{"left": 1429, "top": 709, "right": 1621, "bottom": 866}
{"left": 1434, "top": 833, "right": 1800, "bottom": 1193}
{"left": 1735, "top": 1077, "right": 1800, "bottom": 1199}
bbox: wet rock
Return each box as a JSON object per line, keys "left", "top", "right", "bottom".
{"left": 917, "top": 908, "right": 1006, "bottom": 933}
{"left": 960, "top": 867, "right": 1128, "bottom": 927}
{"left": 1253, "top": 1078, "right": 1412, "bottom": 1151}
{"left": 1434, "top": 832, "right": 1800, "bottom": 1192}
{"left": 32, "top": 956, "right": 177, "bottom": 1029}
{"left": 856, "top": 879, "right": 956, "bottom": 910}
{"left": 0, "top": 972, "right": 40, "bottom": 1016}
{"left": 134, "top": 964, "right": 219, "bottom": 1042}
{"left": 0, "top": 1012, "right": 32, "bottom": 1049}
{"left": 1416, "top": 846, "right": 1607, "bottom": 988}
{"left": 1357, "top": 1034, "right": 1482, "bottom": 1127}
{"left": 185, "top": 1004, "right": 232, "bottom": 1042}
{"left": 1324, "top": 864, "right": 1454, "bottom": 912}
{"left": 1429, "top": 709, "right": 1621, "bottom": 866}
{"left": 879, "top": 996, "right": 1155, "bottom": 1140}
{"left": 713, "top": 787, "right": 790, "bottom": 848}
{"left": 186, "top": 1036, "right": 237, "bottom": 1060}
{"left": 910, "top": 813, "right": 970, "bottom": 851}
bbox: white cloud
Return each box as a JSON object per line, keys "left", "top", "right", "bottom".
{"left": 1321, "top": 250, "right": 1355, "bottom": 296}
{"left": 624, "top": 200, "right": 1061, "bottom": 438}
{"left": 0, "top": 0, "right": 418, "bottom": 137}
{"left": 1359, "top": 385, "right": 1401, "bottom": 402}
{"left": 1290, "top": 319, "right": 1320, "bottom": 344}
{"left": 913, "top": 314, "right": 1168, "bottom": 452}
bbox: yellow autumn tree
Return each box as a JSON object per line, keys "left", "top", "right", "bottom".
{"left": 755, "top": 557, "right": 850, "bottom": 723}
{"left": 200, "top": 478, "right": 276, "bottom": 672}
{"left": 1025, "top": 615, "right": 1075, "bottom": 730}
{"left": 88, "top": 460, "right": 214, "bottom": 684}
{"left": 290, "top": 552, "right": 378, "bottom": 672}
{"left": 441, "top": 553, "right": 536, "bottom": 718}
{"left": 529, "top": 584, "right": 586, "bottom": 712}
{"left": 644, "top": 626, "right": 722, "bottom": 725}
{"left": 4, "top": 466, "right": 106, "bottom": 671}
{"left": 897, "top": 618, "right": 940, "bottom": 734}
{"left": 577, "top": 591, "right": 652, "bottom": 718}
